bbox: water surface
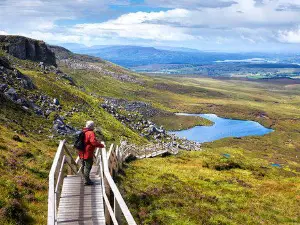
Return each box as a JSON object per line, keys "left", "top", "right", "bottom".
{"left": 171, "top": 113, "right": 273, "bottom": 143}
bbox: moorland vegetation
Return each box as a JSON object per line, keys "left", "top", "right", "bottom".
{"left": 0, "top": 36, "right": 299, "bottom": 224}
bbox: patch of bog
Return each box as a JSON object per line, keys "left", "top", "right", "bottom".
{"left": 170, "top": 113, "right": 274, "bottom": 143}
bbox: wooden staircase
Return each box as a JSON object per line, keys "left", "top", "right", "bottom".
{"left": 47, "top": 140, "right": 178, "bottom": 225}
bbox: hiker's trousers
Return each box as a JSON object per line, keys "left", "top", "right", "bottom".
{"left": 81, "top": 158, "right": 93, "bottom": 182}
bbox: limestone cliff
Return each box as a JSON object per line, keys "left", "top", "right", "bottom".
{"left": 0, "top": 35, "right": 56, "bottom": 66}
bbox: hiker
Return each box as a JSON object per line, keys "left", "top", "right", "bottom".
{"left": 79, "top": 121, "right": 104, "bottom": 185}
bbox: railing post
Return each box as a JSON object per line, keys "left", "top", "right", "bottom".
{"left": 55, "top": 156, "right": 66, "bottom": 208}
{"left": 66, "top": 156, "right": 72, "bottom": 175}
{"left": 114, "top": 196, "right": 122, "bottom": 224}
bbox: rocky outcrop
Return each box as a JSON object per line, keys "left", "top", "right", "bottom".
{"left": 0, "top": 52, "right": 81, "bottom": 137}
{"left": 52, "top": 115, "right": 78, "bottom": 135}
{"left": 102, "top": 98, "right": 165, "bottom": 118}
{"left": 0, "top": 56, "right": 35, "bottom": 90}
{"left": 0, "top": 57, "right": 59, "bottom": 117}
{"left": 101, "top": 98, "right": 202, "bottom": 151}
{"left": 0, "top": 35, "right": 56, "bottom": 66}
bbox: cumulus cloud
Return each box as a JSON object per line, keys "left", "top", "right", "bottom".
{"left": 1, "top": 0, "right": 300, "bottom": 50}
{"left": 278, "top": 27, "right": 300, "bottom": 43}
{"left": 0, "top": 30, "right": 8, "bottom": 35}
{"left": 22, "top": 31, "right": 82, "bottom": 43}
{"left": 67, "top": 0, "right": 300, "bottom": 45}
{"left": 0, "top": 0, "right": 123, "bottom": 32}
{"left": 71, "top": 9, "right": 197, "bottom": 41}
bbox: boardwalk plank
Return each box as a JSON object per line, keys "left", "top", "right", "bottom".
{"left": 57, "top": 166, "right": 105, "bottom": 225}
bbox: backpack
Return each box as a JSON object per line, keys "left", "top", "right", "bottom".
{"left": 74, "top": 131, "right": 86, "bottom": 151}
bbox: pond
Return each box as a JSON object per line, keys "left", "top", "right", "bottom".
{"left": 170, "top": 113, "right": 274, "bottom": 143}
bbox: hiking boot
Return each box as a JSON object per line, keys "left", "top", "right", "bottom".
{"left": 84, "top": 180, "right": 94, "bottom": 186}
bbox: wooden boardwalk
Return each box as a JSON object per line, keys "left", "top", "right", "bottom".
{"left": 57, "top": 166, "right": 105, "bottom": 224}
{"left": 135, "top": 149, "right": 169, "bottom": 159}
{"left": 48, "top": 140, "right": 178, "bottom": 225}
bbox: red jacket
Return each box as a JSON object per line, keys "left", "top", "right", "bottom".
{"left": 79, "top": 128, "right": 104, "bottom": 159}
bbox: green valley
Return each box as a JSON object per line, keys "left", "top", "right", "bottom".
{"left": 0, "top": 36, "right": 299, "bottom": 225}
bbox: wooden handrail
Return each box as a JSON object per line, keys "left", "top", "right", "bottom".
{"left": 48, "top": 140, "right": 66, "bottom": 225}
{"left": 47, "top": 140, "right": 81, "bottom": 225}
{"left": 100, "top": 147, "right": 137, "bottom": 225}
{"left": 99, "top": 154, "right": 119, "bottom": 225}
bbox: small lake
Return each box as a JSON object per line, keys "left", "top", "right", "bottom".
{"left": 171, "top": 113, "right": 274, "bottom": 143}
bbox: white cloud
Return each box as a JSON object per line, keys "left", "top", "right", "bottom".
{"left": 1, "top": 0, "right": 300, "bottom": 50}
{"left": 23, "top": 31, "right": 82, "bottom": 43}
{"left": 71, "top": 9, "right": 196, "bottom": 41}
{"left": 278, "top": 27, "right": 300, "bottom": 43}
{"left": 0, "top": 0, "right": 115, "bottom": 32}
{"left": 114, "top": 9, "right": 191, "bottom": 25}
{"left": 241, "top": 35, "right": 256, "bottom": 43}
{"left": 0, "top": 30, "right": 8, "bottom": 35}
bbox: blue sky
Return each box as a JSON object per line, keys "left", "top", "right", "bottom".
{"left": 1, "top": 0, "right": 300, "bottom": 52}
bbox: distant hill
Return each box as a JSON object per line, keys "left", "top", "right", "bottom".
{"left": 65, "top": 45, "right": 267, "bottom": 67}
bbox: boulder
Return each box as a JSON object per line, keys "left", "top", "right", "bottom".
{"left": 0, "top": 83, "right": 8, "bottom": 92}
{"left": 12, "top": 135, "right": 22, "bottom": 142}
{"left": 52, "top": 115, "right": 78, "bottom": 135}
{"left": 16, "top": 98, "right": 29, "bottom": 107}
{"left": 4, "top": 88, "right": 19, "bottom": 101}
{"left": 61, "top": 74, "right": 75, "bottom": 85}
{"left": 39, "top": 62, "right": 45, "bottom": 70}
{"left": 20, "top": 78, "right": 35, "bottom": 90}
{"left": 34, "top": 107, "right": 43, "bottom": 116}
{"left": 45, "top": 110, "right": 52, "bottom": 117}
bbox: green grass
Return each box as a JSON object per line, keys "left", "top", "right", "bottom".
{"left": 119, "top": 150, "right": 300, "bottom": 225}
{"left": 0, "top": 96, "right": 56, "bottom": 224}
{"left": 111, "top": 76, "right": 300, "bottom": 224}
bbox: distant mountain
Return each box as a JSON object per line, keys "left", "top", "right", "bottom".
{"left": 69, "top": 45, "right": 267, "bottom": 67}
{"left": 155, "top": 46, "right": 201, "bottom": 53}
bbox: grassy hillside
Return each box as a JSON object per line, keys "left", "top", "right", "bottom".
{"left": 54, "top": 47, "right": 300, "bottom": 223}
{"left": 117, "top": 76, "right": 300, "bottom": 224}
{"left": 119, "top": 150, "right": 299, "bottom": 225}
{"left": 0, "top": 48, "right": 147, "bottom": 224}
{"left": 0, "top": 94, "right": 56, "bottom": 224}
{"left": 0, "top": 39, "right": 300, "bottom": 224}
